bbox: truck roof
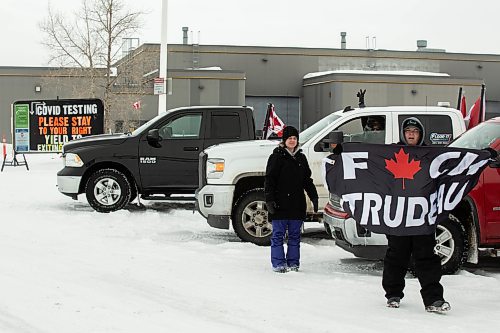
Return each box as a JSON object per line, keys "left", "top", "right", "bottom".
{"left": 167, "top": 105, "right": 253, "bottom": 113}
{"left": 336, "top": 106, "right": 461, "bottom": 115}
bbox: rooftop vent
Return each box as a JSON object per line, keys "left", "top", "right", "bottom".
{"left": 417, "top": 40, "right": 428, "bottom": 49}
{"left": 416, "top": 40, "right": 446, "bottom": 53}
{"left": 182, "top": 27, "right": 189, "bottom": 44}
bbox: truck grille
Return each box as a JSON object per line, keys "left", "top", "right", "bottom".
{"left": 198, "top": 152, "right": 208, "bottom": 188}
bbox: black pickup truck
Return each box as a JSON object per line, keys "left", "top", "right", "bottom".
{"left": 57, "top": 106, "right": 255, "bottom": 212}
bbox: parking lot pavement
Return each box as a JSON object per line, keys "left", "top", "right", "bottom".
{"left": 464, "top": 254, "right": 500, "bottom": 274}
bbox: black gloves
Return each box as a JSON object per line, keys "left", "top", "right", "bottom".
{"left": 266, "top": 201, "right": 277, "bottom": 215}
{"left": 484, "top": 147, "right": 498, "bottom": 159}
{"left": 312, "top": 198, "right": 319, "bottom": 213}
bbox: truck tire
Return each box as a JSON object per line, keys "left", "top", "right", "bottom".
{"left": 324, "top": 222, "right": 334, "bottom": 239}
{"left": 128, "top": 182, "right": 138, "bottom": 203}
{"left": 232, "top": 188, "right": 272, "bottom": 246}
{"left": 409, "top": 213, "right": 468, "bottom": 275}
{"left": 435, "top": 214, "right": 468, "bottom": 275}
{"left": 85, "top": 168, "right": 132, "bottom": 213}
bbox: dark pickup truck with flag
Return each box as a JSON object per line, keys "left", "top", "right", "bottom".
{"left": 57, "top": 106, "right": 256, "bottom": 212}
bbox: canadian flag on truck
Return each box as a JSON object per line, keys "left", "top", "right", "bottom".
{"left": 263, "top": 103, "right": 285, "bottom": 139}
{"left": 459, "top": 94, "right": 467, "bottom": 118}
{"left": 465, "top": 84, "right": 486, "bottom": 130}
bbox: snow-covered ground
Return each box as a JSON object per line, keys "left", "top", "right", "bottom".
{"left": 0, "top": 152, "right": 499, "bottom": 333}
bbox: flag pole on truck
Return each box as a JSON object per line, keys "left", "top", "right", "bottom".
{"left": 262, "top": 103, "right": 271, "bottom": 139}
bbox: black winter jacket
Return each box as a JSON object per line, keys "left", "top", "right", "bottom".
{"left": 264, "top": 144, "right": 318, "bottom": 220}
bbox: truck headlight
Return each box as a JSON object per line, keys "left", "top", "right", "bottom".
{"left": 207, "top": 158, "right": 224, "bottom": 178}
{"left": 64, "top": 153, "right": 84, "bottom": 167}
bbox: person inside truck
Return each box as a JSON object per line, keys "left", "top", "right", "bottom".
{"left": 383, "top": 116, "right": 451, "bottom": 313}
{"left": 264, "top": 126, "right": 318, "bottom": 273}
{"left": 361, "top": 116, "right": 386, "bottom": 144}
{"left": 363, "top": 116, "right": 385, "bottom": 132}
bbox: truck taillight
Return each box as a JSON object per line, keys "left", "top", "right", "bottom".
{"left": 324, "top": 203, "right": 350, "bottom": 219}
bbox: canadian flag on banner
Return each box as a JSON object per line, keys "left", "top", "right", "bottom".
{"left": 263, "top": 103, "right": 285, "bottom": 139}
{"left": 132, "top": 100, "right": 141, "bottom": 110}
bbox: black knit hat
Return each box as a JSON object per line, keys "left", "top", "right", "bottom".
{"left": 402, "top": 117, "right": 423, "bottom": 133}
{"left": 282, "top": 126, "right": 299, "bottom": 142}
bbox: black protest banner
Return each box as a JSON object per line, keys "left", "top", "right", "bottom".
{"left": 13, "top": 99, "right": 104, "bottom": 153}
{"left": 324, "top": 143, "right": 492, "bottom": 236}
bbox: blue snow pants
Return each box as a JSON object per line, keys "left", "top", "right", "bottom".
{"left": 271, "top": 219, "right": 303, "bottom": 268}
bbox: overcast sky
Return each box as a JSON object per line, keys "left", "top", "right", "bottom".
{"left": 1, "top": 0, "right": 499, "bottom": 67}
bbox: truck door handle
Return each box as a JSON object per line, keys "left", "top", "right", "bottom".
{"left": 184, "top": 147, "right": 199, "bottom": 151}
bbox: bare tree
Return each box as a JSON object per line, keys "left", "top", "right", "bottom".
{"left": 40, "top": 0, "right": 144, "bottom": 132}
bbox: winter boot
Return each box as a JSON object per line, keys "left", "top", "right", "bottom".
{"left": 425, "top": 300, "right": 451, "bottom": 313}
{"left": 289, "top": 265, "right": 299, "bottom": 272}
{"left": 272, "top": 265, "right": 288, "bottom": 273}
{"left": 386, "top": 297, "right": 401, "bottom": 308}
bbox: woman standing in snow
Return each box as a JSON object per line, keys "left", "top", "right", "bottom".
{"left": 264, "top": 126, "right": 318, "bottom": 273}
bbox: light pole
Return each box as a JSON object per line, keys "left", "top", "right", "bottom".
{"left": 158, "top": 0, "right": 168, "bottom": 115}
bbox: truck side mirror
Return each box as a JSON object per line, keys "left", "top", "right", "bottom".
{"left": 314, "top": 131, "right": 344, "bottom": 152}
{"left": 315, "top": 131, "right": 344, "bottom": 152}
{"left": 147, "top": 129, "right": 162, "bottom": 147}
{"left": 327, "top": 131, "right": 344, "bottom": 144}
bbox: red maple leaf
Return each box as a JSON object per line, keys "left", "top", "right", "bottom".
{"left": 385, "top": 148, "right": 421, "bottom": 190}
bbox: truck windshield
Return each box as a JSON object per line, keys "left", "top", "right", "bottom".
{"left": 131, "top": 112, "right": 168, "bottom": 136}
{"left": 449, "top": 122, "right": 499, "bottom": 149}
{"left": 299, "top": 113, "right": 342, "bottom": 143}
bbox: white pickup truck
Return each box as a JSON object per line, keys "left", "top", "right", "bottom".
{"left": 196, "top": 106, "right": 466, "bottom": 245}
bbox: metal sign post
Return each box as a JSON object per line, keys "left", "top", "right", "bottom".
{"left": 1, "top": 151, "right": 29, "bottom": 172}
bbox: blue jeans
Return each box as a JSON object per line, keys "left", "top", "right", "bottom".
{"left": 271, "top": 219, "right": 303, "bottom": 268}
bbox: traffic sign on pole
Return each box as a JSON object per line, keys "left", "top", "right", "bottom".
{"left": 154, "top": 77, "right": 166, "bottom": 95}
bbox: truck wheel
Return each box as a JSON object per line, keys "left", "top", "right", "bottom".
{"left": 409, "top": 213, "right": 468, "bottom": 275}
{"left": 128, "top": 182, "right": 138, "bottom": 203}
{"left": 435, "top": 214, "right": 468, "bottom": 275}
{"left": 232, "top": 189, "right": 272, "bottom": 246}
{"left": 85, "top": 168, "right": 132, "bottom": 213}
{"left": 324, "top": 222, "right": 334, "bottom": 239}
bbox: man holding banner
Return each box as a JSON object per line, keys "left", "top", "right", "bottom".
{"left": 383, "top": 117, "right": 447, "bottom": 312}
{"left": 324, "top": 117, "right": 494, "bottom": 313}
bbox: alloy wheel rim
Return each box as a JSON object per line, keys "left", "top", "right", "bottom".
{"left": 435, "top": 224, "right": 455, "bottom": 265}
{"left": 94, "top": 178, "right": 122, "bottom": 206}
{"left": 241, "top": 200, "right": 272, "bottom": 238}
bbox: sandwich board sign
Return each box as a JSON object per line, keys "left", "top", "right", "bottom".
{"left": 12, "top": 98, "right": 104, "bottom": 153}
